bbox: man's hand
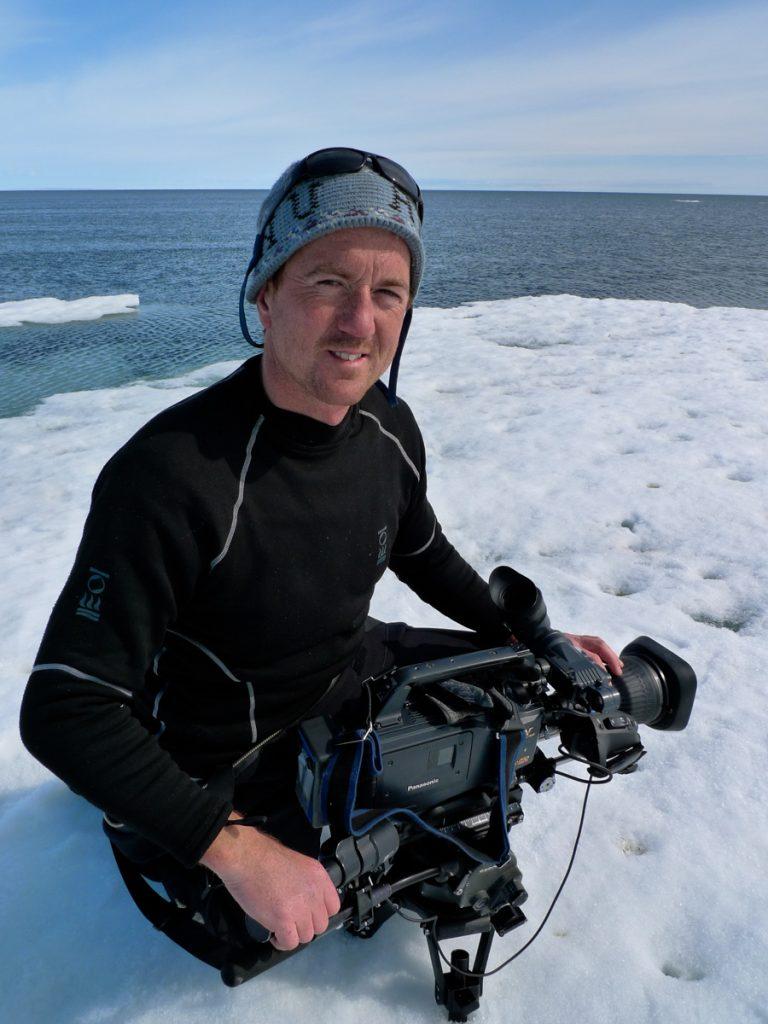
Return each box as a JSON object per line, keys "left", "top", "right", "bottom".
{"left": 199, "top": 811, "right": 340, "bottom": 951}
{"left": 563, "top": 633, "right": 624, "bottom": 676}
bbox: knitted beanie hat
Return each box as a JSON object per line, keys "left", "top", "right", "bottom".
{"left": 244, "top": 162, "right": 425, "bottom": 304}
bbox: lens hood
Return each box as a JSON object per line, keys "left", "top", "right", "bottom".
{"left": 619, "top": 636, "right": 697, "bottom": 731}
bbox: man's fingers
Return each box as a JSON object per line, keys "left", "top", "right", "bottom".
{"left": 271, "top": 922, "right": 300, "bottom": 951}
{"left": 312, "top": 906, "right": 331, "bottom": 936}
{"left": 324, "top": 882, "right": 341, "bottom": 917}
{"left": 582, "top": 648, "right": 606, "bottom": 668}
{"left": 587, "top": 637, "right": 624, "bottom": 675}
{"left": 565, "top": 633, "right": 624, "bottom": 676}
{"left": 296, "top": 916, "right": 316, "bottom": 945}
{"left": 274, "top": 911, "right": 328, "bottom": 948}
{"left": 217, "top": 832, "right": 341, "bottom": 952}
{"left": 269, "top": 891, "right": 335, "bottom": 950}
{"left": 606, "top": 651, "right": 624, "bottom": 675}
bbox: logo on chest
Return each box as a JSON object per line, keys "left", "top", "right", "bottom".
{"left": 376, "top": 525, "right": 389, "bottom": 566}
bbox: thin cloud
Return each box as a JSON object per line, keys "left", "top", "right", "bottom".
{"left": 0, "top": 1, "right": 52, "bottom": 61}
{"left": 294, "top": 0, "right": 449, "bottom": 55}
{"left": 1, "top": 1, "right": 765, "bottom": 191}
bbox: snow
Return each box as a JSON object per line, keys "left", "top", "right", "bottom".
{"left": 1, "top": 294, "right": 766, "bottom": 1023}
{"left": 0, "top": 294, "right": 139, "bottom": 327}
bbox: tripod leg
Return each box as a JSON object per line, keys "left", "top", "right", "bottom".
{"left": 473, "top": 929, "right": 494, "bottom": 975}
{"left": 424, "top": 924, "right": 446, "bottom": 1008}
{"left": 422, "top": 924, "right": 495, "bottom": 1023}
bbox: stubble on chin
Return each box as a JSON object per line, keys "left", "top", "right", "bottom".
{"left": 309, "top": 369, "right": 372, "bottom": 410}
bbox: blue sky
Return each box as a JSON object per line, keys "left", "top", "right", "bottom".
{"left": 1, "top": 0, "right": 766, "bottom": 193}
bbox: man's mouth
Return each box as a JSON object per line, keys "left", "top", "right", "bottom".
{"left": 329, "top": 351, "right": 367, "bottom": 362}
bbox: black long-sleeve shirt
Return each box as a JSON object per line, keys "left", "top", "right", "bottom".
{"left": 20, "top": 355, "right": 507, "bottom": 866}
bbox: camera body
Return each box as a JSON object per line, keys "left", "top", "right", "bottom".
{"left": 297, "top": 633, "right": 695, "bottom": 841}
{"left": 298, "top": 647, "right": 542, "bottom": 830}
{"left": 297, "top": 567, "right": 696, "bottom": 851}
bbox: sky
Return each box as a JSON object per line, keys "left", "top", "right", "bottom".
{"left": 1, "top": 0, "right": 766, "bottom": 194}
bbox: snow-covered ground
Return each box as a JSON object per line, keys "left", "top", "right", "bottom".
{"left": 1, "top": 294, "right": 766, "bottom": 1023}
{"left": 0, "top": 294, "right": 139, "bottom": 326}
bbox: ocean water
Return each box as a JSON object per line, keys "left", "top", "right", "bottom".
{"left": 1, "top": 188, "right": 766, "bottom": 417}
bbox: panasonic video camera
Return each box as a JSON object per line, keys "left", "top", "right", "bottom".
{"left": 227, "top": 567, "right": 697, "bottom": 1023}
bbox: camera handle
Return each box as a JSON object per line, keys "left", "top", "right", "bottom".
{"left": 237, "top": 820, "right": 401, "bottom": 949}
{"left": 374, "top": 646, "right": 537, "bottom": 727}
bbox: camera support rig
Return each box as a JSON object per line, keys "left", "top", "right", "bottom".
{"left": 224, "top": 814, "right": 529, "bottom": 1023}
{"left": 225, "top": 610, "right": 695, "bottom": 1021}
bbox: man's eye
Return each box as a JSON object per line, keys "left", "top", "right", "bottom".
{"left": 317, "top": 278, "right": 342, "bottom": 287}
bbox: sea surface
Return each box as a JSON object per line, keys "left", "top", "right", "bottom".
{"left": 1, "top": 189, "right": 766, "bottom": 417}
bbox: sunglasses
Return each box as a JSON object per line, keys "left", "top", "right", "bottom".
{"left": 257, "top": 147, "right": 424, "bottom": 237}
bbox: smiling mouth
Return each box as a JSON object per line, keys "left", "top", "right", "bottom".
{"left": 329, "top": 350, "right": 368, "bottom": 362}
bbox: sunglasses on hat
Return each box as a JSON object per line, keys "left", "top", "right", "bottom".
{"left": 257, "top": 147, "right": 424, "bottom": 240}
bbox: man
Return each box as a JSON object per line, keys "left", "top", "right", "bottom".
{"left": 20, "top": 148, "right": 621, "bottom": 960}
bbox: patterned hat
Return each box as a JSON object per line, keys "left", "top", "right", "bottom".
{"left": 244, "top": 162, "right": 425, "bottom": 303}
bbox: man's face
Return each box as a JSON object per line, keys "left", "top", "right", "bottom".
{"left": 256, "top": 227, "right": 411, "bottom": 423}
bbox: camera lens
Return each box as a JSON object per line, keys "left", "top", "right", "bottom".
{"left": 612, "top": 637, "right": 697, "bottom": 731}
{"left": 611, "top": 657, "right": 664, "bottom": 725}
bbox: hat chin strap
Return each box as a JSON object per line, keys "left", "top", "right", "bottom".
{"left": 377, "top": 306, "right": 412, "bottom": 408}
{"left": 239, "top": 255, "right": 264, "bottom": 349}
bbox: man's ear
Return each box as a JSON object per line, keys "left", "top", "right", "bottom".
{"left": 255, "top": 283, "right": 273, "bottom": 331}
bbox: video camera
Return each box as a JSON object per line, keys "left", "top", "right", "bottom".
{"left": 224, "top": 567, "right": 696, "bottom": 1022}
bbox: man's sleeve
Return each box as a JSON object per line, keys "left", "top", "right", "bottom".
{"left": 19, "top": 446, "right": 233, "bottom": 867}
{"left": 388, "top": 427, "right": 509, "bottom": 640}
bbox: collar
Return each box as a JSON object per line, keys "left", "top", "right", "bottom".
{"left": 247, "top": 355, "right": 359, "bottom": 456}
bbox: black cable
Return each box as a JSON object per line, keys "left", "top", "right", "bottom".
{"left": 554, "top": 769, "right": 611, "bottom": 785}
{"left": 395, "top": 906, "right": 437, "bottom": 925}
{"left": 424, "top": 773, "right": 595, "bottom": 980}
{"left": 389, "top": 868, "right": 442, "bottom": 896}
{"left": 554, "top": 744, "right": 614, "bottom": 783}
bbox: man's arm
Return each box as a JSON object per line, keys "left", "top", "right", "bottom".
{"left": 21, "top": 439, "right": 342, "bottom": 943}
{"left": 390, "top": 516, "right": 508, "bottom": 637}
{"left": 19, "top": 445, "right": 232, "bottom": 866}
{"left": 20, "top": 669, "right": 233, "bottom": 866}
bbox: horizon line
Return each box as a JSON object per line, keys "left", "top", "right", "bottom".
{"left": 2, "top": 186, "right": 766, "bottom": 198}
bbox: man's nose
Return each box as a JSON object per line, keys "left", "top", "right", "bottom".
{"left": 336, "top": 287, "right": 375, "bottom": 338}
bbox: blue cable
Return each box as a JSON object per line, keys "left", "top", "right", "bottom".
{"left": 337, "top": 729, "right": 526, "bottom": 867}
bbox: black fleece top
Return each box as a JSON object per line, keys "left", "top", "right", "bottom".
{"left": 20, "top": 356, "right": 508, "bottom": 866}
